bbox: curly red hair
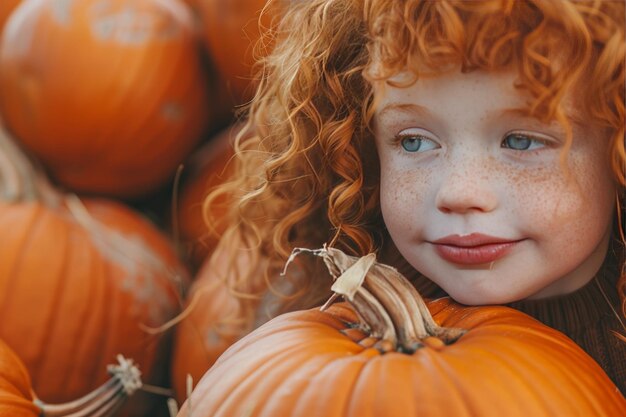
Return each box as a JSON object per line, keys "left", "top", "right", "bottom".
{"left": 204, "top": 0, "right": 625, "bottom": 328}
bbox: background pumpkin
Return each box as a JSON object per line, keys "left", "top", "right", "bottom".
{"left": 0, "top": 126, "right": 187, "bottom": 416}
{"left": 177, "top": 247, "right": 626, "bottom": 417}
{"left": 0, "top": 0, "right": 212, "bottom": 199}
{"left": 169, "top": 234, "right": 266, "bottom": 404}
{"left": 173, "top": 124, "right": 238, "bottom": 268}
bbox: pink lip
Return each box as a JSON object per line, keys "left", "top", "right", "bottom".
{"left": 431, "top": 233, "right": 523, "bottom": 265}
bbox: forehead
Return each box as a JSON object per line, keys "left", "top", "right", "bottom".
{"left": 373, "top": 69, "right": 586, "bottom": 127}
{"left": 375, "top": 70, "right": 522, "bottom": 116}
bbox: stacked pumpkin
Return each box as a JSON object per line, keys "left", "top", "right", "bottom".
{"left": 0, "top": 121, "right": 187, "bottom": 415}
{"left": 0, "top": 0, "right": 279, "bottom": 415}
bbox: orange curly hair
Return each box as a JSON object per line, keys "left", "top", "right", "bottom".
{"left": 204, "top": 0, "right": 625, "bottom": 329}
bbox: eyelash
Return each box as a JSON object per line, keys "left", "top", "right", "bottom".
{"left": 393, "top": 132, "right": 552, "bottom": 153}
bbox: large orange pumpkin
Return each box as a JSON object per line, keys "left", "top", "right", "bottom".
{"left": 0, "top": 0, "right": 211, "bottom": 198}
{"left": 1, "top": 339, "right": 143, "bottom": 417}
{"left": 0, "top": 127, "right": 187, "bottom": 415}
{"left": 178, "top": 247, "right": 626, "bottom": 417}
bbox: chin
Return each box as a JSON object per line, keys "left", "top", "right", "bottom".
{"left": 444, "top": 287, "right": 522, "bottom": 306}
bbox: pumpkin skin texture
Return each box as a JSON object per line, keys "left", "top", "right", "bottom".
{"left": 0, "top": 0, "right": 211, "bottom": 198}
{"left": 0, "top": 340, "right": 39, "bottom": 417}
{"left": 178, "top": 249, "right": 626, "bottom": 417}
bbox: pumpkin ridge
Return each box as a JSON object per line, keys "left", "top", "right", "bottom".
{"left": 72, "top": 240, "right": 112, "bottom": 394}
{"left": 521, "top": 338, "right": 622, "bottom": 415}
{"left": 98, "top": 258, "right": 125, "bottom": 391}
{"left": 257, "top": 352, "right": 351, "bottom": 416}
{"left": 210, "top": 339, "right": 316, "bottom": 416}
{"left": 227, "top": 309, "right": 380, "bottom": 416}
{"left": 81, "top": 247, "right": 115, "bottom": 395}
{"left": 496, "top": 339, "right": 583, "bottom": 414}
{"left": 287, "top": 345, "right": 378, "bottom": 417}
{"left": 447, "top": 341, "right": 547, "bottom": 416}
{"left": 406, "top": 352, "right": 474, "bottom": 417}
{"left": 17, "top": 210, "right": 67, "bottom": 388}
{"left": 336, "top": 349, "right": 382, "bottom": 417}
{"left": 200, "top": 310, "right": 368, "bottom": 415}
{"left": 31, "top": 216, "right": 73, "bottom": 392}
{"left": 0, "top": 205, "right": 41, "bottom": 328}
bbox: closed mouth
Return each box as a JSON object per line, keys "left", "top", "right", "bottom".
{"left": 430, "top": 236, "right": 525, "bottom": 265}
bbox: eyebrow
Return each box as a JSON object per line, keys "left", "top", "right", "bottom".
{"left": 375, "top": 103, "right": 434, "bottom": 121}
{"left": 376, "top": 103, "right": 549, "bottom": 123}
{"left": 498, "top": 107, "right": 587, "bottom": 129}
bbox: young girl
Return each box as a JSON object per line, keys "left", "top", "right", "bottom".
{"left": 197, "top": 0, "right": 625, "bottom": 392}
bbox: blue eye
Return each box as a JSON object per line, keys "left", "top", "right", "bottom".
{"left": 401, "top": 137, "right": 422, "bottom": 152}
{"left": 502, "top": 133, "right": 547, "bottom": 151}
{"left": 399, "top": 135, "right": 439, "bottom": 153}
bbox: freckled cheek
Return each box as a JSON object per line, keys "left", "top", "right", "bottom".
{"left": 508, "top": 162, "right": 613, "bottom": 238}
{"left": 380, "top": 167, "right": 433, "bottom": 231}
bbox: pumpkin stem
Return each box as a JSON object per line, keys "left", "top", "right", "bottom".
{"left": 0, "top": 125, "right": 60, "bottom": 205}
{"left": 286, "top": 246, "right": 466, "bottom": 353}
{"left": 36, "top": 355, "right": 142, "bottom": 417}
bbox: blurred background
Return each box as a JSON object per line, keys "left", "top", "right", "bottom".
{"left": 0, "top": 0, "right": 281, "bottom": 416}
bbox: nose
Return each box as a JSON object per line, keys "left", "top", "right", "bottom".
{"left": 435, "top": 160, "right": 498, "bottom": 214}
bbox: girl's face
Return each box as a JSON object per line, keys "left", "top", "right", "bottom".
{"left": 373, "top": 69, "right": 615, "bottom": 305}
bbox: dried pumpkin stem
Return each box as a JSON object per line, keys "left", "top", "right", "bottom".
{"left": 370, "top": 263, "right": 465, "bottom": 344}
{"left": 286, "top": 246, "right": 466, "bottom": 353}
{"left": 36, "top": 355, "right": 142, "bottom": 417}
{"left": 352, "top": 288, "right": 397, "bottom": 344}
